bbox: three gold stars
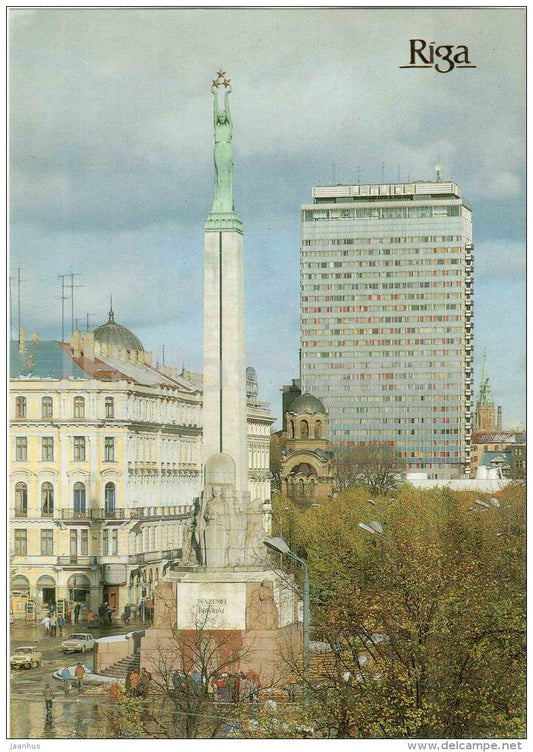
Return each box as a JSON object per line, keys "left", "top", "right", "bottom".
{"left": 213, "top": 70, "right": 231, "bottom": 88}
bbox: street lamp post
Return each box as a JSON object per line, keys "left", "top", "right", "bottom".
{"left": 264, "top": 536, "right": 310, "bottom": 689}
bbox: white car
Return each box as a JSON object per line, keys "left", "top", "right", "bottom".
{"left": 10, "top": 645, "right": 42, "bottom": 669}
{"left": 61, "top": 633, "right": 95, "bottom": 653}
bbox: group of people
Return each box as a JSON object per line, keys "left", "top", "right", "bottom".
{"left": 212, "top": 671, "right": 260, "bottom": 703}
{"left": 41, "top": 603, "right": 85, "bottom": 636}
{"left": 60, "top": 662, "right": 86, "bottom": 695}
{"left": 125, "top": 666, "right": 152, "bottom": 698}
{"left": 170, "top": 669, "right": 261, "bottom": 703}
{"left": 98, "top": 602, "right": 114, "bottom": 625}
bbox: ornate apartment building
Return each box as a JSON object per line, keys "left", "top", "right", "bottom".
{"left": 9, "top": 310, "right": 273, "bottom": 621}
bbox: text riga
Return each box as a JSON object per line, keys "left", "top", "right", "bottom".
{"left": 401, "top": 39, "right": 477, "bottom": 73}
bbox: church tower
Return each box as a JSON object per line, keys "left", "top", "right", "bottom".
{"left": 475, "top": 351, "right": 500, "bottom": 431}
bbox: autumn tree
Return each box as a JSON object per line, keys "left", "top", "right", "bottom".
{"left": 334, "top": 442, "right": 401, "bottom": 495}
{"left": 286, "top": 485, "right": 526, "bottom": 738}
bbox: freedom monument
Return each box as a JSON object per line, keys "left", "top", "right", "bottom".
{"left": 141, "top": 74, "right": 300, "bottom": 680}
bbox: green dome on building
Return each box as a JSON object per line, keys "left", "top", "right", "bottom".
{"left": 288, "top": 392, "right": 326, "bottom": 415}
{"left": 93, "top": 307, "right": 144, "bottom": 352}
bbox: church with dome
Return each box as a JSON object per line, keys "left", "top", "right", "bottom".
{"left": 276, "top": 388, "right": 335, "bottom": 505}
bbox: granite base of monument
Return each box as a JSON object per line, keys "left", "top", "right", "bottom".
{"left": 140, "top": 567, "right": 301, "bottom": 685}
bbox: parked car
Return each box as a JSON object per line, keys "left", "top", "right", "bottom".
{"left": 10, "top": 645, "right": 42, "bottom": 669}
{"left": 61, "top": 633, "right": 95, "bottom": 654}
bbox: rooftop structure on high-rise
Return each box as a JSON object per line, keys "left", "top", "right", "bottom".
{"left": 300, "top": 179, "right": 473, "bottom": 478}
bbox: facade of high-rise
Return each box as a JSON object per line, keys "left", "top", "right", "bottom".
{"left": 300, "top": 180, "right": 473, "bottom": 478}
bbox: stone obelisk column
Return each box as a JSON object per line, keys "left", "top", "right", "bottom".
{"left": 203, "top": 71, "right": 249, "bottom": 506}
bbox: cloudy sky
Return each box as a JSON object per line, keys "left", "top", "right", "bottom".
{"left": 9, "top": 6, "right": 526, "bottom": 429}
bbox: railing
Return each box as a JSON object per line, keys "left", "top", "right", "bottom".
{"left": 57, "top": 505, "right": 194, "bottom": 521}
{"left": 127, "top": 548, "right": 182, "bottom": 565}
{"left": 56, "top": 555, "right": 99, "bottom": 566}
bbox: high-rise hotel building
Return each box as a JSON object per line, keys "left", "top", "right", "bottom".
{"left": 300, "top": 180, "right": 473, "bottom": 478}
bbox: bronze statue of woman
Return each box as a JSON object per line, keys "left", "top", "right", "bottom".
{"left": 211, "top": 77, "right": 234, "bottom": 212}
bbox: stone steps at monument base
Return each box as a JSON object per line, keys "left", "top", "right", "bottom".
{"left": 99, "top": 653, "right": 140, "bottom": 679}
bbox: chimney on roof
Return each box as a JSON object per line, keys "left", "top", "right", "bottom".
{"left": 18, "top": 326, "right": 26, "bottom": 353}
{"left": 83, "top": 332, "right": 94, "bottom": 361}
{"left": 70, "top": 329, "right": 82, "bottom": 359}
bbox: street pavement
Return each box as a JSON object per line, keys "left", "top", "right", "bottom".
{"left": 9, "top": 615, "right": 149, "bottom": 738}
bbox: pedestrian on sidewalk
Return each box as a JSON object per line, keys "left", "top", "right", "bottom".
{"left": 61, "top": 666, "right": 71, "bottom": 695}
{"left": 74, "top": 602, "right": 81, "bottom": 624}
{"left": 43, "top": 683, "right": 54, "bottom": 722}
{"left": 49, "top": 612, "right": 57, "bottom": 637}
{"left": 86, "top": 610, "right": 95, "bottom": 629}
{"left": 57, "top": 614, "right": 65, "bottom": 637}
{"left": 74, "top": 662, "right": 85, "bottom": 692}
{"left": 41, "top": 614, "right": 51, "bottom": 637}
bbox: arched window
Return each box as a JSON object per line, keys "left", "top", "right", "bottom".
{"left": 105, "top": 397, "right": 114, "bottom": 418}
{"left": 73, "top": 396, "right": 85, "bottom": 419}
{"left": 73, "top": 482, "right": 86, "bottom": 516}
{"left": 15, "top": 396, "right": 26, "bottom": 418}
{"left": 314, "top": 420, "right": 322, "bottom": 439}
{"left": 41, "top": 396, "right": 53, "bottom": 418}
{"left": 41, "top": 482, "right": 54, "bottom": 517}
{"left": 15, "top": 482, "right": 27, "bottom": 517}
{"left": 105, "top": 482, "right": 116, "bottom": 516}
{"left": 300, "top": 420, "right": 309, "bottom": 439}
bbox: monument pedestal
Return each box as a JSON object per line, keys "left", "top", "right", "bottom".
{"left": 141, "top": 566, "right": 301, "bottom": 685}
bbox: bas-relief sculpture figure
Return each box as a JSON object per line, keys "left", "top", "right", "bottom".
{"left": 246, "top": 580, "right": 279, "bottom": 630}
{"left": 211, "top": 70, "right": 234, "bottom": 213}
{"left": 153, "top": 580, "right": 176, "bottom": 629}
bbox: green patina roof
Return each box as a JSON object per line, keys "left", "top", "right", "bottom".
{"left": 93, "top": 308, "right": 144, "bottom": 352}
{"left": 10, "top": 340, "right": 87, "bottom": 380}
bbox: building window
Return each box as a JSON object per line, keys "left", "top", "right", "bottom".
{"left": 70, "top": 529, "right": 78, "bottom": 562}
{"left": 73, "top": 436, "right": 86, "bottom": 461}
{"left": 73, "top": 482, "right": 86, "bottom": 516}
{"left": 112, "top": 529, "right": 118, "bottom": 556}
{"left": 15, "top": 396, "right": 26, "bottom": 418}
{"left": 103, "top": 529, "right": 109, "bottom": 556}
{"left": 41, "top": 482, "right": 54, "bottom": 517}
{"left": 41, "top": 397, "right": 53, "bottom": 418}
{"left": 74, "top": 396, "right": 85, "bottom": 419}
{"left": 300, "top": 420, "right": 309, "bottom": 439}
{"left": 104, "top": 437, "right": 115, "bottom": 462}
{"left": 42, "top": 437, "right": 54, "bottom": 462}
{"left": 41, "top": 529, "right": 54, "bottom": 556}
{"left": 15, "top": 437, "right": 27, "bottom": 461}
{"left": 80, "top": 528, "right": 89, "bottom": 556}
{"left": 15, "top": 482, "right": 28, "bottom": 517}
{"left": 14, "top": 529, "right": 27, "bottom": 555}
{"left": 314, "top": 420, "right": 322, "bottom": 439}
{"left": 105, "top": 397, "right": 114, "bottom": 418}
{"left": 105, "top": 483, "right": 116, "bottom": 516}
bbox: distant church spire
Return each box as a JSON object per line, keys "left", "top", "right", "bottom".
{"left": 478, "top": 350, "right": 493, "bottom": 406}
{"left": 108, "top": 295, "right": 115, "bottom": 323}
{"left": 475, "top": 350, "right": 497, "bottom": 431}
